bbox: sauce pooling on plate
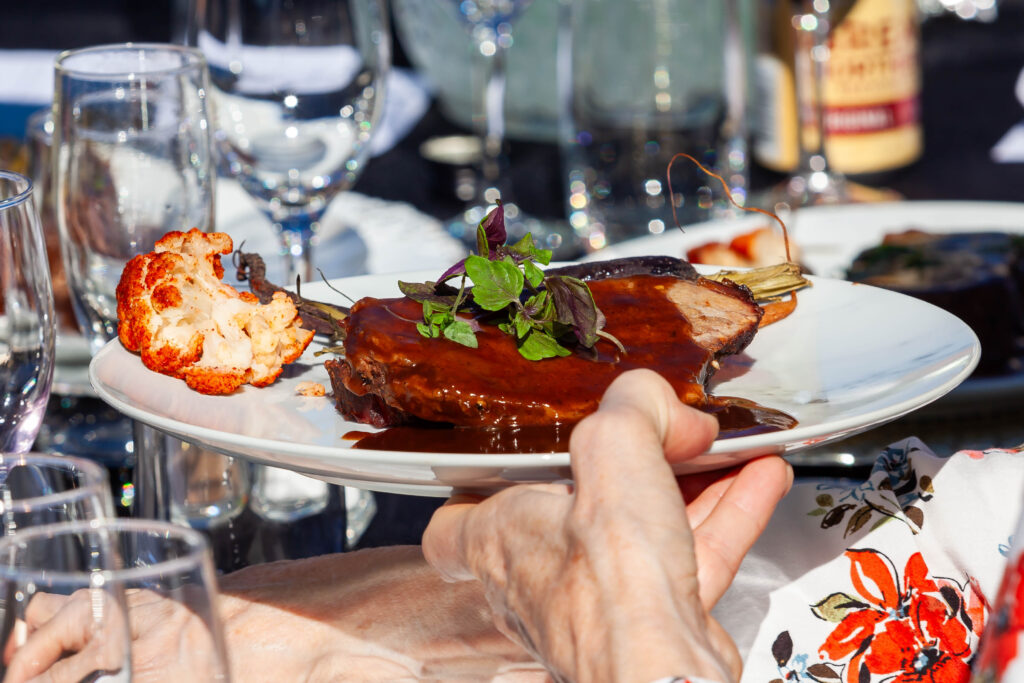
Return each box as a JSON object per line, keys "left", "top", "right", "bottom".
{"left": 346, "top": 396, "right": 795, "bottom": 454}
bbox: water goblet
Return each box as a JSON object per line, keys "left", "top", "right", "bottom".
{"left": 0, "top": 170, "right": 55, "bottom": 454}
{"left": 188, "top": 0, "right": 391, "bottom": 283}
{"left": 0, "top": 519, "right": 229, "bottom": 682}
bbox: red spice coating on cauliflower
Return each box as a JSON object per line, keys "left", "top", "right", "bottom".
{"left": 116, "top": 229, "right": 314, "bottom": 395}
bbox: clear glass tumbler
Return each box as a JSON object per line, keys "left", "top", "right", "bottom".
{"left": 0, "top": 452, "right": 114, "bottom": 532}
{"left": 0, "top": 519, "right": 229, "bottom": 682}
{"left": 563, "top": 0, "right": 749, "bottom": 250}
{"left": 52, "top": 43, "right": 215, "bottom": 356}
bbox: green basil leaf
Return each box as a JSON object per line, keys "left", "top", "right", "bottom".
{"left": 518, "top": 329, "right": 571, "bottom": 360}
{"left": 466, "top": 254, "right": 524, "bottom": 311}
{"left": 506, "top": 233, "right": 552, "bottom": 265}
{"left": 523, "top": 259, "right": 545, "bottom": 289}
{"left": 423, "top": 300, "right": 452, "bottom": 324}
{"left": 444, "top": 320, "right": 479, "bottom": 348}
{"left": 512, "top": 310, "right": 533, "bottom": 338}
{"left": 416, "top": 322, "right": 438, "bottom": 339}
{"left": 523, "top": 290, "right": 547, "bottom": 318}
{"left": 476, "top": 223, "right": 489, "bottom": 259}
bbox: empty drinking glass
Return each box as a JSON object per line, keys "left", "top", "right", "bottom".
{"left": 0, "top": 452, "right": 114, "bottom": 533}
{"left": 188, "top": 0, "right": 390, "bottom": 283}
{"left": 563, "top": 0, "right": 749, "bottom": 250}
{"left": 0, "top": 519, "right": 229, "bottom": 682}
{"left": 52, "top": 43, "right": 215, "bottom": 356}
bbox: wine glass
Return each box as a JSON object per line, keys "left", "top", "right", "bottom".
{"left": 437, "top": 0, "right": 569, "bottom": 252}
{"left": 187, "top": 0, "right": 391, "bottom": 283}
{"left": 0, "top": 170, "right": 55, "bottom": 454}
{"left": 775, "top": 0, "right": 852, "bottom": 209}
{"left": 0, "top": 453, "right": 114, "bottom": 533}
{"left": 52, "top": 43, "right": 215, "bottom": 357}
{"left": 0, "top": 519, "right": 229, "bottom": 682}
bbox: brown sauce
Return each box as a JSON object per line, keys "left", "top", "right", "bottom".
{"left": 340, "top": 275, "right": 713, "bottom": 428}
{"left": 348, "top": 396, "right": 796, "bottom": 454}
{"left": 340, "top": 272, "right": 797, "bottom": 453}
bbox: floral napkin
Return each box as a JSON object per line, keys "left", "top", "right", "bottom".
{"left": 712, "top": 439, "right": 1024, "bottom": 683}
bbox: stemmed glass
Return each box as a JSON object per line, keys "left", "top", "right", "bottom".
{"left": 0, "top": 519, "right": 229, "bottom": 682}
{"left": 187, "top": 0, "right": 391, "bottom": 283}
{"left": 774, "top": 0, "right": 853, "bottom": 209}
{"left": 440, "top": 0, "right": 561, "bottom": 249}
{"left": 0, "top": 170, "right": 55, "bottom": 454}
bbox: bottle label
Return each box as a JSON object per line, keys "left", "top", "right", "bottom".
{"left": 753, "top": 53, "right": 799, "bottom": 172}
{"left": 825, "top": 97, "right": 919, "bottom": 135}
{"left": 821, "top": 0, "right": 922, "bottom": 173}
{"left": 754, "top": 0, "right": 922, "bottom": 175}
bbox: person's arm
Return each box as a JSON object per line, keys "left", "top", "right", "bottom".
{"left": 214, "top": 545, "right": 547, "bottom": 681}
{"left": 2, "top": 545, "right": 548, "bottom": 682}
{"left": 423, "top": 369, "right": 794, "bottom": 683}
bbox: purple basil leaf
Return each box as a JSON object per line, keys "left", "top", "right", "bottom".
{"left": 545, "top": 275, "right": 605, "bottom": 348}
{"left": 478, "top": 202, "right": 506, "bottom": 257}
{"left": 398, "top": 280, "right": 459, "bottom": 307}
{"left": 438, "top": 258, "right": 467, "bottom": 283}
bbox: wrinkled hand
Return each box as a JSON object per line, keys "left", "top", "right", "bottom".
{"left": 2, "top": 586, "right": 218, "bottom": 683}
{"left": 2, "top": 547, "right": 548, "bottom": 683}
{"left": 213, "top": 546, "right": 547, "bottom": 681}
{"left": 422, "top": 369, "right": 794, "bottom": 683}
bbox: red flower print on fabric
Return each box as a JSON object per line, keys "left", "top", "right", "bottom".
{"left": 812, "top": 550, "right": 985, "bottom": 683}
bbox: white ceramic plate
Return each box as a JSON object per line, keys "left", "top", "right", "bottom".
{"left": 588, "top": 200, "right": 1024, "bottom": 411}
{"left": 90, "top": 266, "right": 979, "bottom": 496}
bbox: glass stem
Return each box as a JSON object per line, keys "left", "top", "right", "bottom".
{"left": 794, "top": 0, "right": 845, "bottom": 197}
{"left": 277, "top": 213, "right": 318, "bottom": 287}
{"left": 132, "top": 421, "right": 173, "bottom": 521}
{"left": 474, "top": 28, "right": 509, "bottom": 203}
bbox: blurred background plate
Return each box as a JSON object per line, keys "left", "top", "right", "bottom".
{"left": 585, "top": 200, "right": 1024, "bottom": 414}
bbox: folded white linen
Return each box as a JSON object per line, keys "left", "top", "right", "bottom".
{"left": 0, "top": 49, "right": 429, "bottom": 158}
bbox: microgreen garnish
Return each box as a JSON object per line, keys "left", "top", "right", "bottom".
{"left": 400, "top": 202, "right": 620, "bottom": 360}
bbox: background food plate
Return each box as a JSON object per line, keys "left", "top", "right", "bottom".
{"left": 90, "top": 268, "right": 980, "bottom": 497}
{"left": 586, "top": 200, "right": 1024, "bottom": 412}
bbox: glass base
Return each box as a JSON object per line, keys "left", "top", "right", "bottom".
{"left": 754, "top": 176, "right": 903, "bottom": 213}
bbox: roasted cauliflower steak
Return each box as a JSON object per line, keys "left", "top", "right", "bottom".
{"left": 116, "top": 228, "right": 314, "bottom": 395}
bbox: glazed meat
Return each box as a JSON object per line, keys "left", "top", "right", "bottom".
{"left": 847, "top": 231, "right": 1024, "bottom": 375}
{"left": 324, "top": 257, "right": 763, "bottom": 428}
